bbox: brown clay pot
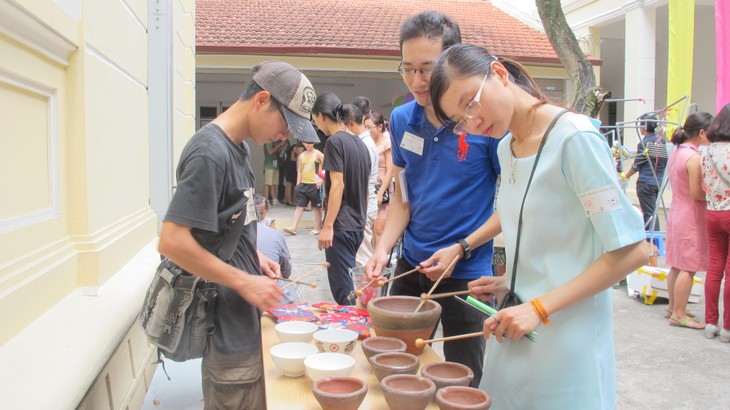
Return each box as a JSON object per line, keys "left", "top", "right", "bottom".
{"left": 361, "top": 336, "right": 408, "bottom": 361}
{"left": 380, "top": 374, "right": 436, "bottom": 410}
{"left": 420, "top": 361, "right": 474, "bottom": 390}
{"left": 312, "top": 376, "right": 368, "bottom": 410}
{"left": 368, "top": 296, "right": 442, "bottom": 355}
{"left": 368, "top": 351, "right": 420, "bottom": 382}
{"left": 435, "top": 386, "right": 492, "bottom": 410}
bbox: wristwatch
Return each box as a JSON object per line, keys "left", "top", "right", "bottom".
{"left": 457, "top": 239, "right": 472, "bottom": 260}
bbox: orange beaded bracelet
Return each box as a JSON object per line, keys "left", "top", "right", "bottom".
{"left": 530, "top": 298, "right": 551, "bottom": 325}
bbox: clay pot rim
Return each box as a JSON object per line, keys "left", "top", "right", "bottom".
{"left": 420, "top": 361, "right": 475, "bottom": 381}
{"left": 313, "top": 376, "right": 368, "bottom": 398}
{"left": 369, "top": 351, "right": 420, "bottom": 369}
{"left": 380, "top": 374, "right": 436, "bottom": 396}
{"left": 369, "top": 296, "right": 441, "bottom": 317}
{"left": 362, "top": 336, "right": 408, "bottom": 349}
{"left": 436, "top": 386, "right": 492, "bottom": 409}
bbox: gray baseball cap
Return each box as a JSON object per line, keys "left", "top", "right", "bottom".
{"left": 252, "top": 61, "right": 319, "bottom": 143}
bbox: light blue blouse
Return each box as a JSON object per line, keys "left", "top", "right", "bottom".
{"left": 480, "top": 113, "right": 645, "bottom": 409}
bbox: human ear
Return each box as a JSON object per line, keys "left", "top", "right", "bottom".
{"left": 491, "top": 61, "right": 510, "bottom": 86}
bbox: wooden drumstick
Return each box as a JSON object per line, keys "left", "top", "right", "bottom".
{"left": 415, "top": 255, "right": 461, "bottom": 312}
{"left": 355, "top": 276, "right": 380, "bottom": 296}
{"left": 415, "top": 331, "right": 484, "bottom": 348}
{"left": 376, "top": 266, "right": 420, "bottom": 287}
{"left": 282, "top": 262, "right": 329, "bottom": 290}
{"left": 280, "top": 277, "right": 318, "bottom": 288}
{"left": 420, "top": 289, "right": 470, "bottom": 301}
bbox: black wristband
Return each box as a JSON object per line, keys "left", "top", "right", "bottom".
{"left": 458, "top": 239, "right": 472, "bottom": 260}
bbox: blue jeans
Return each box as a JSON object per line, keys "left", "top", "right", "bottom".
{"left": 324, "top": 230, "right": 364, "bottom": 305}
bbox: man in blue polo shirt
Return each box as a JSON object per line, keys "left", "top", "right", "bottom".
{"left": 365, "top": 11, "right": 500, "bottom": 387}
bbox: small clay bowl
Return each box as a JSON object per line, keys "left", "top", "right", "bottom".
{"left": 435, "top": 386, "right": 492, "bottom": 410}
{"left": 369, "top": 351, "right": 420, "bottom": 382}
{"left": 313, "top": 376, "right": 368, "bottom": 410}
{"left": 361, "top": 336, "right": 407, "bottom": 361}
{"left": 380, "top": 374, "right": 436, "bottom": 410}
{"left": 420, "top": 361, "right": 474, "bottom": 390}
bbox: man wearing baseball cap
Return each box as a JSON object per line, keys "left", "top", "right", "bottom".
{"left": 157, "top": 61, "right": 318, "bottom": 409}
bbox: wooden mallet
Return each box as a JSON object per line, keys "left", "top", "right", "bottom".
{"left": 355, "top": 276, "right": 379, "bottom": 296}
{"left": 280, "top": 277, "right": 318, "bottom": 288}
{"left": 415, "top": 331, "right": 484, "bottom": 348}
{"left": 414, "top": 255, "right": 461, "bottom": 312}
{"left": 281, "top": 262, "right": 329, "bottom": 290}
{"left": 420, "top": 289, "right": 470, "bottom": 301}
{"left": 376, "top": 266, "right": 420, "bottom": 287}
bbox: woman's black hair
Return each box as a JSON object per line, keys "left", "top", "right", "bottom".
{"left": 399, "top": 10, "right": 461, "bottom": 51}
{"left": 670, "top": 111, "right": 714, "bottom": 145}
{"left": 312, "top": 92, "right": 355, "bottom": 125}
{"left": 430, "top": 44, "right": 547, "bottom": 125}
{"left": 707, "top": 103, "right": 730, "bottom": 143}
{"left": 351, "top": 96, "right": 371, "bottom": 116}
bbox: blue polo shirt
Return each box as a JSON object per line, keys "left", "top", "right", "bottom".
{"left": 390, "top": 101, "right": 500, "bottom": 279}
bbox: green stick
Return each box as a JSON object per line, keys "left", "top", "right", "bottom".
{"left": 465, "top": 296, "right": 538, "bottom": 342}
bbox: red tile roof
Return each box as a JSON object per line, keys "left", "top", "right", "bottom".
{"left": 196, "top": 0, "right": 567, "bottom": 64}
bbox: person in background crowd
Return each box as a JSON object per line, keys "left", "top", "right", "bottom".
{"left": 312, "top": 92, "right": 371, "bottom": 305}
{"left": 283, "top": 140, "right": 303, "bottom": 206}
{"left": 345, "top": 103, "right": 379, "bottom": 267}
{"left": 254, "top": 194, "right": 276, "bottom": 229}
{"left": 157, "top": 61, "right": 319, "bottom": 409}
{"left": 263, "top": 139, "right": 287, "bottom": 206}
{"left": 665, "top": 111, "right": 713, "bottom": 329}
{"left": 429, "top": 43, "right": 647, "bottom": 408}
{"left": 365, "top": 12, "right": 500, "bottom": 387}
{"left": 700, "top": 104, "right": 730, "bottom": 341}
{"left": 622, "top": 113, "right": 668, "bottom": 231}
{"left": 364, "top": 112, "right": 393, "bottom": 247}
{"left": 284, "top": 141, "right": 324, "bottom": 236}
{"left": 257, "top": 219, "right": 296, "bottom": 305}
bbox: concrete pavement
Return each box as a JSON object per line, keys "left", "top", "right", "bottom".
{"left": 142, "top": 205, "right": 729, "bottom": 409}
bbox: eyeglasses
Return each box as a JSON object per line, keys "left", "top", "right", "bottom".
{"left": 453, "top": 74, "right": 489, "bottom": 136}
{"left": 397, "top": 61, "right": 433, "bottom": 78}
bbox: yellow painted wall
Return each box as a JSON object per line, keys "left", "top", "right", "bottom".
{"left": 0, "top": 0, "right": 196, "bottom": 407}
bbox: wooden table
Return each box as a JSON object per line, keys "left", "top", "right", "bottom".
{"left": 262, "top": 316, "right": 442, "bottom": 409}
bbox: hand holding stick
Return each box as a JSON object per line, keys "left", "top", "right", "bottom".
{"left": 280, "top": 277, "right": 318, "bottom": 288}
{"left": 420, "top": 289, "right": 470, "bottom": 301}
{"left": 376, "top": 266, "right": 420, "bottom": 287}
{"left": 415, "top": 255, "right": 461, "bottom": 312}
{"left": 281, "top": 262, "right": 329, "bottom": 290}
{"left": 415, "top": 331, "right": 483, "bottom": 348}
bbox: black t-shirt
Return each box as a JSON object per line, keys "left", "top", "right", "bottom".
{"left": 164, "top": 123, "right": 261, "bottom": 355}
{"left": 323, "top": 131, "right": 371, "bottom": 231}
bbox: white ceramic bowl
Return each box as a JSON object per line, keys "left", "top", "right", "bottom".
{"left": 269, "top": 342, "right": 319, "bottom": 377}
{"left": 313, "top": 329, "right": 359, "bottom": 355}
{"left": 304, "top": 352, "right": 356, "bottom": 382}
{"left": 274, "top": 321, "right": 319, "bottom": 343}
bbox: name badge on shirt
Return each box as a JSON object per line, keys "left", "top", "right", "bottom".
{"left": 401, "top": 132, "right": 424, "bottom": 156}
{"left": 578, "top": 185, "right": 622, "bottom": 216}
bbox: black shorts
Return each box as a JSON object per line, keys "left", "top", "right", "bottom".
{"left": 294, "top": 183, "right": 321, "bottom": 208}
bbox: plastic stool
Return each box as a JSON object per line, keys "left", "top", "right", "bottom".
{"left": 645, "top": 231, "right": 665, "bottom": 256}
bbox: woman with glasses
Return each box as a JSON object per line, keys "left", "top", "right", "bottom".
{"left": 429, "top": 44, "right": 647, "bottom": 409}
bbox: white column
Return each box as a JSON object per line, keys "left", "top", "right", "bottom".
{"left": 623, "top": 5, "right": 656, "bottom": 148}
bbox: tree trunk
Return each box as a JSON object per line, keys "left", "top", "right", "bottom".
{"left": 535, "top": 0, "right": 598, "bottom": 115}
